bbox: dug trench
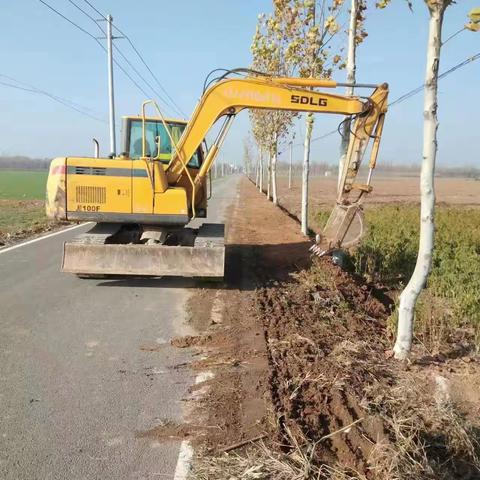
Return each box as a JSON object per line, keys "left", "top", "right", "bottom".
{"left": 154, "top": 177, "right": 480, "bottom": 479}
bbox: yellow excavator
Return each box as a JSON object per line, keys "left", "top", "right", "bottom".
{"left": 46, "top": 69, "right": 388, "bottom": 278}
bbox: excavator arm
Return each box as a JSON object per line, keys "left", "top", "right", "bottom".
{"left": 156, "top": 74, "right": 388, "bottom": 253}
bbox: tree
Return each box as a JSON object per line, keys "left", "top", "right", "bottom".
{"left": 337, "top": 0, "right": 370, "bottom": 192}
{"left": 271, "top": 0, "right": 346, "bottom": 234}
{"left": 243, "top": 137, "right": 254, "bottom": 179}
{"left": 250, "top": 12, "right": 297, "bottom": 205}
{"left": 392, "top": 0, "right": 454, "bottom": 360}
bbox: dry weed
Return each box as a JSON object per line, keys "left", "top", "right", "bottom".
{"left": 365, "top": 372, "right": 480, "bottom": 479}
{"left": 191, "top": 429, "right": 365, "bottom": 480}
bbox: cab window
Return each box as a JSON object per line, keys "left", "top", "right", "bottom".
{"left": 129, "top": 119, "right": 201, "bottom": 168}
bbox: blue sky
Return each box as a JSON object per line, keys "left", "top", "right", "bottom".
{"left": 0, "top": 0, "right": 478, "bottom": 166}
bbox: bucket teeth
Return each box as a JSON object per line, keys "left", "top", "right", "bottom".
{"left": 310, "top": 203, "right": 366, "bottom": 257}
{"left": 309, "top": 243, "right": 329, "bottom": 257}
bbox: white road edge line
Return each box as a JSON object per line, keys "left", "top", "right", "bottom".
{"left": 173, "top": 253, "right": 224, "bottom": 479}
{"left": 173, "top": 370, "right": 215, "bottom": 480}
{"left": 0, "top": 223, "right": 91, "bottom": 255}
{"left": 173, "top": 440, "right": 194, "bottom": 480}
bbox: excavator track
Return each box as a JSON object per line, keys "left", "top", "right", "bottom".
{"left": 68, "top": 223, "right": 122, "bottom": 245}
{"left": 62, "top": 223, "right": 225, "bottom": 278}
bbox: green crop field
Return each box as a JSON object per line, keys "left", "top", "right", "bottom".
{"left": 0, "top": 170, "right": 48, "bottom": 200}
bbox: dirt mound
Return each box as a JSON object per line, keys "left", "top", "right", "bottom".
{"left": 257, "top": 258, "right": 391, "bottom": 476}
{"left": 176, "top": 179, "right": 480, "bottom": 479}
{"left": 256, "top": 257, "right": 480, "bottom": 479}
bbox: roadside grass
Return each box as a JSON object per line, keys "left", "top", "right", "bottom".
{"left": 0, "top": 200, "right": 52, "bottom": 245}
{"left": 312, "top": 205, "right": 480, "bottom": 352}
{"left": 0, "top": 170, "right": 54, "bottom": 244}
{"left": 0, "top": 170, "right": 48, "bottom": 200}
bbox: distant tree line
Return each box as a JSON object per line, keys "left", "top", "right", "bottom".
{"left": 1, "top": 154, "right": 478, "bottom": 179}
{"left": 0, "top": 156, "right": 51, "bottom": 170}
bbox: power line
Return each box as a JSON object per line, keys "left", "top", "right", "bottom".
{"left": 112, "top": 44, "right": 179, "bottom": 115}
{"left": 66, "top": 0, "right": 102, "bottom": 26}
{"left": 285, "top": 50, "right": 480, "bottom": 152}
{"left": 38, "top": 0, "right": 167, "bottom": 111}
{"left": 73, "top": 0, "right": 184, "bottom": 117}
{"left": 113, "top": 26, "right": 187, "bottom": 118}
{"left": 0, "top": 75, "right": 107, "bottom": 123}
{"left": 389, "top": 50, "right": 480, "bottom": 106}
{"left": 81, "top": 0, "right": 187, "bottom": 118}
{"left": 81, "top": 0, "right": 104, "bottom": 18}
{"left": 38, "top": 0, "right": 99, "bottom": 42}
{"left": 0, "top": 73, "right": 100, "bottom": 114}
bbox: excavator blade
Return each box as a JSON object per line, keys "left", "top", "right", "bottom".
{"left": 310, "top": 204, "right": 365, "bottom": 257}
{"left": 62, "top": 223, "right": 225, "bottom": 278}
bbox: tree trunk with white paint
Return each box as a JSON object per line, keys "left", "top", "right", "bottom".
{"left": 394, "top": 2, "right": 447, "bottom": 360}
{"left": 338, "top": 0, "right": 357, "bottom": 193}
{"left": 288, "top": 141, "right": 293, "bottom": 189}
{"left": 272, "top": 134, "right": 279, "bottom": 205}
{"left": 259, "top": 149, "right": 264, "bottom": 193}
{"left": 301, "top": 113, "right": 314, "bottom": 235}
{"left": 267, "top": 153, "right": 272, "bottom": 200}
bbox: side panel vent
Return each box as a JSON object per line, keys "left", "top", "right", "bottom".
{"left": 74, "top": 167, "right": 106, "bottom": 175}
{"left": 76, "top": 186, "right": 106, "bottom": 204}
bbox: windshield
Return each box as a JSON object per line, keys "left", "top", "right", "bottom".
{"left": 128, "top": 119, "right": 201, "bottom": 168}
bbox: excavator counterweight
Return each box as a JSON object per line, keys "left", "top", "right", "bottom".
{"left": 46, "top": 70, "right": 389, "bottom": 278}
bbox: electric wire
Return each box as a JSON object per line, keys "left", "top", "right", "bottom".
{"left": 80, "top": 0, "right": 104, "bottom": 19}
{"left": 287, "top": 50, "right": 480, "bottom": 151}
{"left": 66, "top": 0, "right": 167, "bottom": 107}
{"left": 38, "top": 0, "right": 99, "bottom": 42}
{"left": 81, "top": 0, "right": 187, "bottom": 118}
{"left": 0, "top": 75, "right": 107, "bottom": 123}
{"left": 112, "top": 25, "right": 187, "bottom": 118}
{"left": 66, "top": 0, "right": 101, "bottom": 27}
{"left": 112, "top": 43, "right": 178, "bottom": 115}
{"left": 39, "top": 0, "right": 163, "bottom": 109}
{"left": 389, "top": 50, "right": 480, "bottom": 106}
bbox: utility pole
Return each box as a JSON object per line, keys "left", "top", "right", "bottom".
{"left": 288, "top": 141, "right": 293, "bottom": 189}
{"left": 106, "top": 14, "right": 116, "bottom": 157}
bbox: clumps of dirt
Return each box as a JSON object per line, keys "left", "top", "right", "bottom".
{"left": 256, "top": 257, "right": 480, "bottom": 479}
{"left": 171, "top": 334, "right": 213, "bottom": 349}
{"left": 189, "top": 297, "right": 270, "bottom": 454}
{"left": 135, "top": 420, "right": 206, "bottom": 441}
{"left": 171, "top": 286, "right": 270, "bottom": 455}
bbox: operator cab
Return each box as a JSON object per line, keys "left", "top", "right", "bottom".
{"left": 121, "top": 116, "right": 203, "bottom": 168}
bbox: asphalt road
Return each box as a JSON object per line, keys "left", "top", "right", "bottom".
{"left": 0, "top": 175, "right": 240, "bottom": 480}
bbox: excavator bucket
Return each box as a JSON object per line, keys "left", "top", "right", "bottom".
{"left": 310, "top": 204, "right": 365, "bottom": 256}
{"left": 62, "top": 223, "right": 225, "bottom": 278}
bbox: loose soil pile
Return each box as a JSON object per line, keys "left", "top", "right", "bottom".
{"left": 172, "top": 178, "right": 480, "bottom": 479}
{"left": 258, "top": 259, "right": 390, "bottom": 475}
{"left": 258, "top": 258, "right": 480, "bottom": 479}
